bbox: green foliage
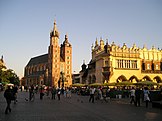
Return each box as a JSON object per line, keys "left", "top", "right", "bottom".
{"left": 0, "top": 65, "right": 20, "bottom": 85}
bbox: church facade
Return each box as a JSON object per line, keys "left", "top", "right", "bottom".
{"left": 80, "top": 38, "right": 162, "bottom": 84}
{"left": 24, "top": 21, "right": 72, "bottom": 87}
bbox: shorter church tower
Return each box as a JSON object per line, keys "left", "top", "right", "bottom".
{"left": 60, "top": 34, "right": 72, "bottom": 87}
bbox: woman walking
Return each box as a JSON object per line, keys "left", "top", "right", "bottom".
{"left": 143, "top": 87, "right": 150, "bottom": 108}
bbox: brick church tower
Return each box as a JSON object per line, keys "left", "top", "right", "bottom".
{"left": 48, "top": 20, "right": 72, "bottom": 87}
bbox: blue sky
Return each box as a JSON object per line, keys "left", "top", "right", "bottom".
{"left": 0, "top": 0, "right": 162, "bottom": 78}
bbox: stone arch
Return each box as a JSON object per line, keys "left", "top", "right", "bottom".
{"left": 142, "top": 75, "right": 152, "bottom": 81}
{"left": 129, "top": 75, "right": 139, "bottom": 83}
{"left": 153, "top": 76, "right": 162, "bottom": 83}
{"left": 92, "top": 75, "right": 96, "bottom": 83}
{"left": 116, "top": 75, "right": 127, "bottom": 82}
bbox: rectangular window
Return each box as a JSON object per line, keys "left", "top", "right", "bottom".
{"left": 156, "top": 64, "right": 158, "bottom": 70}
{"left": 131, "top": 60, "right": 137, "bottom": 69}
{"left": 147, "top": 64, "right": 150, "bottom": 70}
{"left": 128, "top": 60, "right": 130, "bottom": 68}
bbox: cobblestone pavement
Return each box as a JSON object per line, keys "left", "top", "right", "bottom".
{"left": 0, "top": 91, "right": 162, "bottom": 121}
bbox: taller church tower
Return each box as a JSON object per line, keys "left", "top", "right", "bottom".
{"left": 48, "top": 20, "right": 60, "bottom": 86}
{"left": 48, "top": 20, "right": 72, "bottom": 87}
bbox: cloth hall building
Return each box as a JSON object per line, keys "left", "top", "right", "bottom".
{"left": 80, "top": 38, "right": 162, "bottom": 84}
{"left": 24, "top": 21, "right": 72, "bottom": 87}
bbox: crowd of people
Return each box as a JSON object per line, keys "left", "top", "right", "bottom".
{"left": 3, "top": 84, "right": 162, "bottom": 114}
{"left": 3, "top": 84, "right": 73, "bottom": 114}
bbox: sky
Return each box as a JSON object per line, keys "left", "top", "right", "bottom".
{"left": 0, "top": 0, "right": 162, "bottom": 78}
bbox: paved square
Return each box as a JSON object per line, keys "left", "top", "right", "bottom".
{"left": 0, "top": 91, "right": 162, "bottom": 121}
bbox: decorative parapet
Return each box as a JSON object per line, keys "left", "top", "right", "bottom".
{"left": 92, "top": 38, "right": 162, "bottom": 60}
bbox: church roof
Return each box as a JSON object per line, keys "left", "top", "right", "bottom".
{"left": 26, "top": 54, "right": 48, "bottom": 66}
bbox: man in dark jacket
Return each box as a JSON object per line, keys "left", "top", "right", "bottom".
{"left": 135, "top": 87, "right": 141, "bottom": 107}
{"left": 4, "top": 86, "right": 13, "bottom": 114}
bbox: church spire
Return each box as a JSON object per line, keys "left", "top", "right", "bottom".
{"left": 65, "top": 34, "right": 68, "bottom": 43}
{"left": 54, "top": 20, "right": 57, "bottom": 32}
{"left": 63, "top": 33, "right": 71, "bottom": 47}
{"left": 95, "top": 38, "right": 98, "bottom": 47}
{"left": 51, "top": 20, "right": 59, "bottom": 38}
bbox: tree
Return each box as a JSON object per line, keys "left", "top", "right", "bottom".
{"left": 0, "top": 65, "right": 20, "bottom": 85}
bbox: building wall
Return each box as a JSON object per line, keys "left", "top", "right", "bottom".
{"left": 82, "top": 39, "right": 162, "bottom": 84}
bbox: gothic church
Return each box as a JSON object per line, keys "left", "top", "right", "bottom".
{"left": 24, "top": 21, "right": 72, "bottom": 87}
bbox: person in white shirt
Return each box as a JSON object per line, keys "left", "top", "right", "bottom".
{"left": 130, "top": 87, "right": 135, "bottom": 104}
{"left": 143, "top": 87, "right": 150, "bottom": 108}
{"left": 89, "top": 86, "right": 96, "bottom": 103}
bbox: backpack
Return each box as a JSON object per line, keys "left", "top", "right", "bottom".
{"left": 4, "top": 89, "right": 15, "bottom": 100}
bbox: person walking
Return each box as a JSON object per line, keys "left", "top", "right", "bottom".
{"left": 57, "top": 88, "right": 61, "bottom": 100}
{"left": 89, "top": 86, "right": 96, "bottom": 103}
{"left": 40, "top": 86, "right": 44, "bottom": 100}
{"left": 29, "top": 85, "right": 34, "bottom": 101}
{"left": 4, "top": 86, "right": 13, "bottom": 114}
{"left": 135, "top": 87, "right": 141, "bottom": 107}
{"left": 130, "top": 87, "right": 135, "bottom": 104}
{"left": 51, "top": 86, "right": 56, "bottom": 100}
{"left": 143, "top": 87, "right": 150, "bottom": 108}
{"left": 13, "top": 85, "right": 18, "bottom": 104}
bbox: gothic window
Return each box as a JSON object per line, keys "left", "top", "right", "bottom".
{"left": 28, "top": 69, "right": 30, "bottom": 75}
